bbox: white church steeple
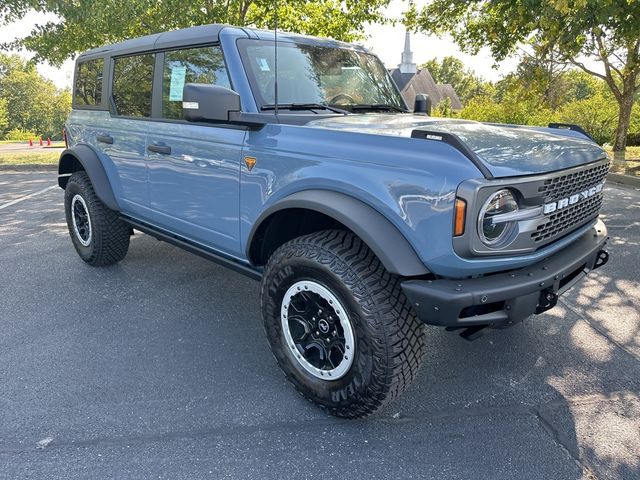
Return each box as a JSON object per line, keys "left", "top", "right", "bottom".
{"left": 398, "top": 31, "right": 417, "bottom": 74}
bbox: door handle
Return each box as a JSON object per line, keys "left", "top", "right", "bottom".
{"left": 148, "top": 144, "right": 171, "bottom": 155}
{"left": 96, "top": 135, "right": 114, "bottom": 144}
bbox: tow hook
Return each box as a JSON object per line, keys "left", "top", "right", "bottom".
{"left": 535, "top": 289, "right": 558, "bottom": 314}
{"left": 594, "top": 249, "right": 609, "bottom": 270}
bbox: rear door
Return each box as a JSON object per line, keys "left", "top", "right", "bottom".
{"left": 146, "top": 45, "right": 245, "bottom": 257}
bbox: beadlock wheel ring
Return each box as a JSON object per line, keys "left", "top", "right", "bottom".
{"left": 280, "top": 280, "right": 355, "bottom": 380}
{"left": 71, "top": 194, "right": 92, "bottom": 247}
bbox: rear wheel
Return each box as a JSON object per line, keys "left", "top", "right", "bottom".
{"left": 64, "top": 171, "right": 130, "bottom": 266}
{"left": 260, "top": 230, "right": 426, "bottom": 418}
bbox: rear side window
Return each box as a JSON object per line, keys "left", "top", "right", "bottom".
{"left": 74, "top": 58, "right": 104, "bottom": 107}
{"left": 162, "top": 46, "right": 230, "bottom": 120}
{"left": 112, "top": 54, "right": 155, "bottom": 117}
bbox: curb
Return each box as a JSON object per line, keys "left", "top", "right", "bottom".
{"left": 0, "top": 164, "right": 57, "bottom": 172}
{"left": 607, "top": 172, "right": 640, "bottom": 188}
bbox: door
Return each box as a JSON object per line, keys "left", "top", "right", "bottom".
{"left": 147, "top": 45, "right": 245, "bottom": 257}
{"left": 102, "top": 53, "right": 155, "bottom": 218}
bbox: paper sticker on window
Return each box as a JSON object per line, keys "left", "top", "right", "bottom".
{"left": 256, "top": 58, "right": 270, "bottom": 72}
{"left": 169, "top": 66, "right": 187, "bottom": 101}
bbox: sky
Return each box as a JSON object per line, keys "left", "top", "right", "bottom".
{"left": 0, "top": 0, "right": 520, "bottom": 90}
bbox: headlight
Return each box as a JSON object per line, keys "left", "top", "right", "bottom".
{"left": 478, "top": 189, "right": 518, "bottom": 247}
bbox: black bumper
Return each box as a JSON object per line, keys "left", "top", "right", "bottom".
{"left": 402, "top": 220, "right": 609, "bottom": 327}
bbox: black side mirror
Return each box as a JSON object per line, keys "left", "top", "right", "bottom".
{"left": 414, "top": 93, "right": 432, "bottom": 116}
{"left": 182, "top": 83, "right": 241, "bottom": 123}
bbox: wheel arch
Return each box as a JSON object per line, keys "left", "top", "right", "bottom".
{"left": 58, "top": 145, "right": 119, "bottom": 211}
{"left": 247, "top": 190, "right": 430, "bottom": 277}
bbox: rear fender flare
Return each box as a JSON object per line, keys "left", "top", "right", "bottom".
{"left": 58, "top": 144, "right": 119, "bottom": 211}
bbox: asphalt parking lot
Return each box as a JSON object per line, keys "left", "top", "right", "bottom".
{"left": 0, "top": 170, "right": 639, "bottom": 480}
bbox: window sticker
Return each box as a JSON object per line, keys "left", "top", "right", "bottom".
{"left": 169, "top": 66, "right": 187, "bottom": 101}
{"left": 256, "top": 58, "right": 270, "bottom": 72}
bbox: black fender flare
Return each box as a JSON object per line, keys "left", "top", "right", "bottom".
{"left": 58, "top": 145, "right": 119, "bottom": 211}
{"left": 247, "top": 190, "right": 430, "bottom": 277}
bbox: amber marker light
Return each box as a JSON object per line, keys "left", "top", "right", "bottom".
{"left": 454, "top": 198, "right": 466, "bottom": 236}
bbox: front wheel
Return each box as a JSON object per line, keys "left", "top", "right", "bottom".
{"left": 260, "top": 230, "right": 426, "bottom": 418}
{"left": 64, "top": 171, "right": 130, "bottom": 266}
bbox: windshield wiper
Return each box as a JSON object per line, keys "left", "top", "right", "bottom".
{"left": 348, "top": 104, "right": 407, "bottom": 113}
{"left": 261, "top": 103, "right": 349, "bottom": 114}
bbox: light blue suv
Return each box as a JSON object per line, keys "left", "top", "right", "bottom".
{"left": 59, "top": 24, "right": 610, "bottom": 417}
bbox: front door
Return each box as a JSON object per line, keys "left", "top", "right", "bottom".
{"left": 147, "top": 45, "right": 245, "bottom": 257}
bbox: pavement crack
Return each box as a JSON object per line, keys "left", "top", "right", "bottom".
{"left": 533, "top": 407, "right": 599, "bottom": 480}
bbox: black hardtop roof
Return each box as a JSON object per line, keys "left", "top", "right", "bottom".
{"left": 77, "top": 24, "right": 230, "bottom": 59}
{"left": 76, "top": 23, "right": 367, "bottom": 61}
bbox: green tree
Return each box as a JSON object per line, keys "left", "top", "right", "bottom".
{"left": 420, "top": 56, "right": 490, "bottom": 105}
{"left": 0, "top": 98, "right": 8, "bottom": 136}
{"left": 558, "top": 91, "right": 620, "bottom": 145}
{"left": 411, "top": 0, "right": 640, "bottom": 161}
{"left": 1, "top": 0, "right": 391, "bottom": 65}
{"left": 0, "top": 53, "right": 71, "bottom": 139}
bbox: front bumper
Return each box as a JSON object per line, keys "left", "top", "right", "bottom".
{"left": 402, "top": 219, "right": 609, "bottom": 327}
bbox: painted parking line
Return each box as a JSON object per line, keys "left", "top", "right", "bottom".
{"left": 0, "top": 185, "right": 57, "bottom": 211}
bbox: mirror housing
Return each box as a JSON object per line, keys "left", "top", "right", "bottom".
{"left": 182, "top": 83, "right": 241, "bottom": 123}
{"left": 413, "top": 93, "right": 432, "bottom": 116}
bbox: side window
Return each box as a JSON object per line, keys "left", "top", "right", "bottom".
{"left": 74, "top": 58, "right": 104, "bottom": 107}
{"left": 162, "top": 45, "right": 231, "bottom": 120}
{"left": 112, "top": 54, "right": 154, "bottom": 117}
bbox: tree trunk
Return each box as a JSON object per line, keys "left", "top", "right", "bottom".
{"left": 612, "top": 79, "right": 635, "bottom": 174}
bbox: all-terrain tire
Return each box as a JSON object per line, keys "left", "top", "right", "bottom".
{"left": 64, "top": 171, "right": 130, "bottom": 266}
{"left": 260, "top": 229, "right": 427, "bottom": 418}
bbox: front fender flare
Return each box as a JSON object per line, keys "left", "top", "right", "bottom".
{"left": 58, "top": 145, "right": 119, "bottom": 211}
{"left": 248, "top": 190, "right": 430, "bottom": 277}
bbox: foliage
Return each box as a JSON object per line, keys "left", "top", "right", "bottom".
{"left": 411, "top": 0, "right": 640, "bottom": 152}
{"left": 4, "top": 127, "right": 38, "bottom": 141}
{"left": 556, "top": 94, "right": 620, "bottom": 146}
{"left": 0, "top": 0, "right": 392, "bottom": 66}
{"left": 440, "top": 58, "right": 640, "bottom": 146}
{"left": 0, "top": 98, "right": 7, "bottom": 134}
{"left": 0, "top": 53, "right": 71, "bottom": 140}
{"left": 431, "top": 97, "right": 453, "bottom": 118}
{"left": 420, "top": 56, "right": 491, "bottom": 105}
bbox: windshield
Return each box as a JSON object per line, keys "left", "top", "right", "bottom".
{"left": 237, "top": 39, "right": 406, "bottom": 112}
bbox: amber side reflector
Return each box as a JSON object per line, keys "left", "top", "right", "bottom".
{"left": 454, "top": 198, "right": 466, "bottom": 236}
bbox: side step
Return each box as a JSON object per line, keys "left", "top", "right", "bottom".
{"left": 121, "top": 216, "right": 263, "bottom": 281}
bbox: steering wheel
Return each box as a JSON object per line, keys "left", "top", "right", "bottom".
{"left": 329, "top": 93, "right": 356, "bottom": 105}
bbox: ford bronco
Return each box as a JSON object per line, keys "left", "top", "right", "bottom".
{"left": 59, "top": 24, "right": 610, "bottom": 418}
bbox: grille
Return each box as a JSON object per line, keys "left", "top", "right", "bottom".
{"left": 537, "top": 161, "right": 609, "bottom": 202}
{"left": 531, "top": 194, "right": 603, "bottom": 243}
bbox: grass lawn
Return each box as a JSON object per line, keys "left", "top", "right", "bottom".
{"left": 0, "top": 151, "right": 60, "bottom": 165}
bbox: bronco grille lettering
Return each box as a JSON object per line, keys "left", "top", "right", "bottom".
{"left": 543, "top": 182, "right": 604, "bottom": 215}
